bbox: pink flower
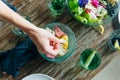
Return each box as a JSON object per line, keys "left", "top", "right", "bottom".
{"left": 91, "top": 0, "right": 99, "bottom": 7}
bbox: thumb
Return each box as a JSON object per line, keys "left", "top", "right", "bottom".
{"left": 52, "top": 37, "right": 64, "bottom": 44}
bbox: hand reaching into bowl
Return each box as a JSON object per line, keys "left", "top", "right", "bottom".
{"left": 0, "top": 1, "right": 62, "bottom": 58}
{"left": 29, "top": 27, "right": 62, "bottom": 58}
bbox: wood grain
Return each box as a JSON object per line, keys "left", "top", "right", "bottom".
{"left": 0, "top": 0, "right": 120, "bottom": 80}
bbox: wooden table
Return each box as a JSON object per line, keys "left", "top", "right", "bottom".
{"left": 0, "top": 0, "right": 120, "bottom": 80}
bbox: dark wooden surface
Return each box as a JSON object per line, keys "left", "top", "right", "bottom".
{"left": 0, "top": 0, "right": 120, "bottom": 80}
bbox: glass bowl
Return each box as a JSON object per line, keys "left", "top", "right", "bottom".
{"left": 40, "top": 23, "right": 76, "bottom": 62}
{"left": 80, "top": 48, "right": 101, "bottom": 70}
{"left": 107, "top": 29, "right": 120, "bottom": 51}
{"left": 11, "top": 15, "right": 31, "bottom": 37}
{"left": 66, "top": 0, "right": 119, "bottom": 26}
{"left": 118, "top": 9, "right": 120, "bottom": 23}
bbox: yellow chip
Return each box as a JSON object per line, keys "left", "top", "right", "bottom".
{"left": 93, "top": 25, "right": 104, "bottom": 35}
{"left": 61, "top": 36, "right": 68, "bottom": 49}
{"left": 61, "top": 36, "right": 68, "bottom": 41}
{"left": 114, "top": 39, "right": 120, "bottom": 50}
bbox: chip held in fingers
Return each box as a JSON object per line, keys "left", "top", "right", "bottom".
{"left": 46, "top": 26, "right": 69, "bottom": 58}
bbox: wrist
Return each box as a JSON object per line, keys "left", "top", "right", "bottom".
{"left": 25, "top": 25, "right": 39, "bottom": 36}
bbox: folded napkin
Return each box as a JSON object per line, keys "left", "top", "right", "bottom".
{"left": 0, "top": 1, "right": 39, "bottom": 77}
{"left": 0, "top": 37, "right": 39, "bottom": 77}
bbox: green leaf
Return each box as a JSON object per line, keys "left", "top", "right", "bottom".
{"left": 75, "top": 14, "right": 88, "bottom": 23}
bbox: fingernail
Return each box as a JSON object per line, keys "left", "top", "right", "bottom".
{"left": 46, "top": 53, "right": 56, "bottom": 58}
{"left": 60, "top": 39, "right": 66, "bottom": 43}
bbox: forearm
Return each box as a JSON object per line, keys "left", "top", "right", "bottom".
{"left": 0, "top": 1, "right": 38, "bottom": 35}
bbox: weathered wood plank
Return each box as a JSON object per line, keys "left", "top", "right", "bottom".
{"left": 0, "top": 0, "right": 119, "bottom": 80}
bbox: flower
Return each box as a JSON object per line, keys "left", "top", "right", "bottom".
{"left": 78, "top": 0, "right": 89, "bottom": 8}
{"left": 91, "top": 0, "right": 99, "bottom": 7}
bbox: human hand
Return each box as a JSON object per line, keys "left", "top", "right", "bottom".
{"left": 28, "top": 27, "right": 62, "bottom": 58}
{"left": 0, "top": 1, "right": 61, "bottom": 58}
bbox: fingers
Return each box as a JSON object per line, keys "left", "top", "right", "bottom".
{"left": 45, "top": 47, "right": 58, "bottom": 56}
{"left": 42, "top": 40, "right": 58, "bottom": 57}
{"left": 51, "top": 36, "right": 64, "bottom": 44}
{"left": 46, "top": 53, "right": 56, "bottom": 58}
